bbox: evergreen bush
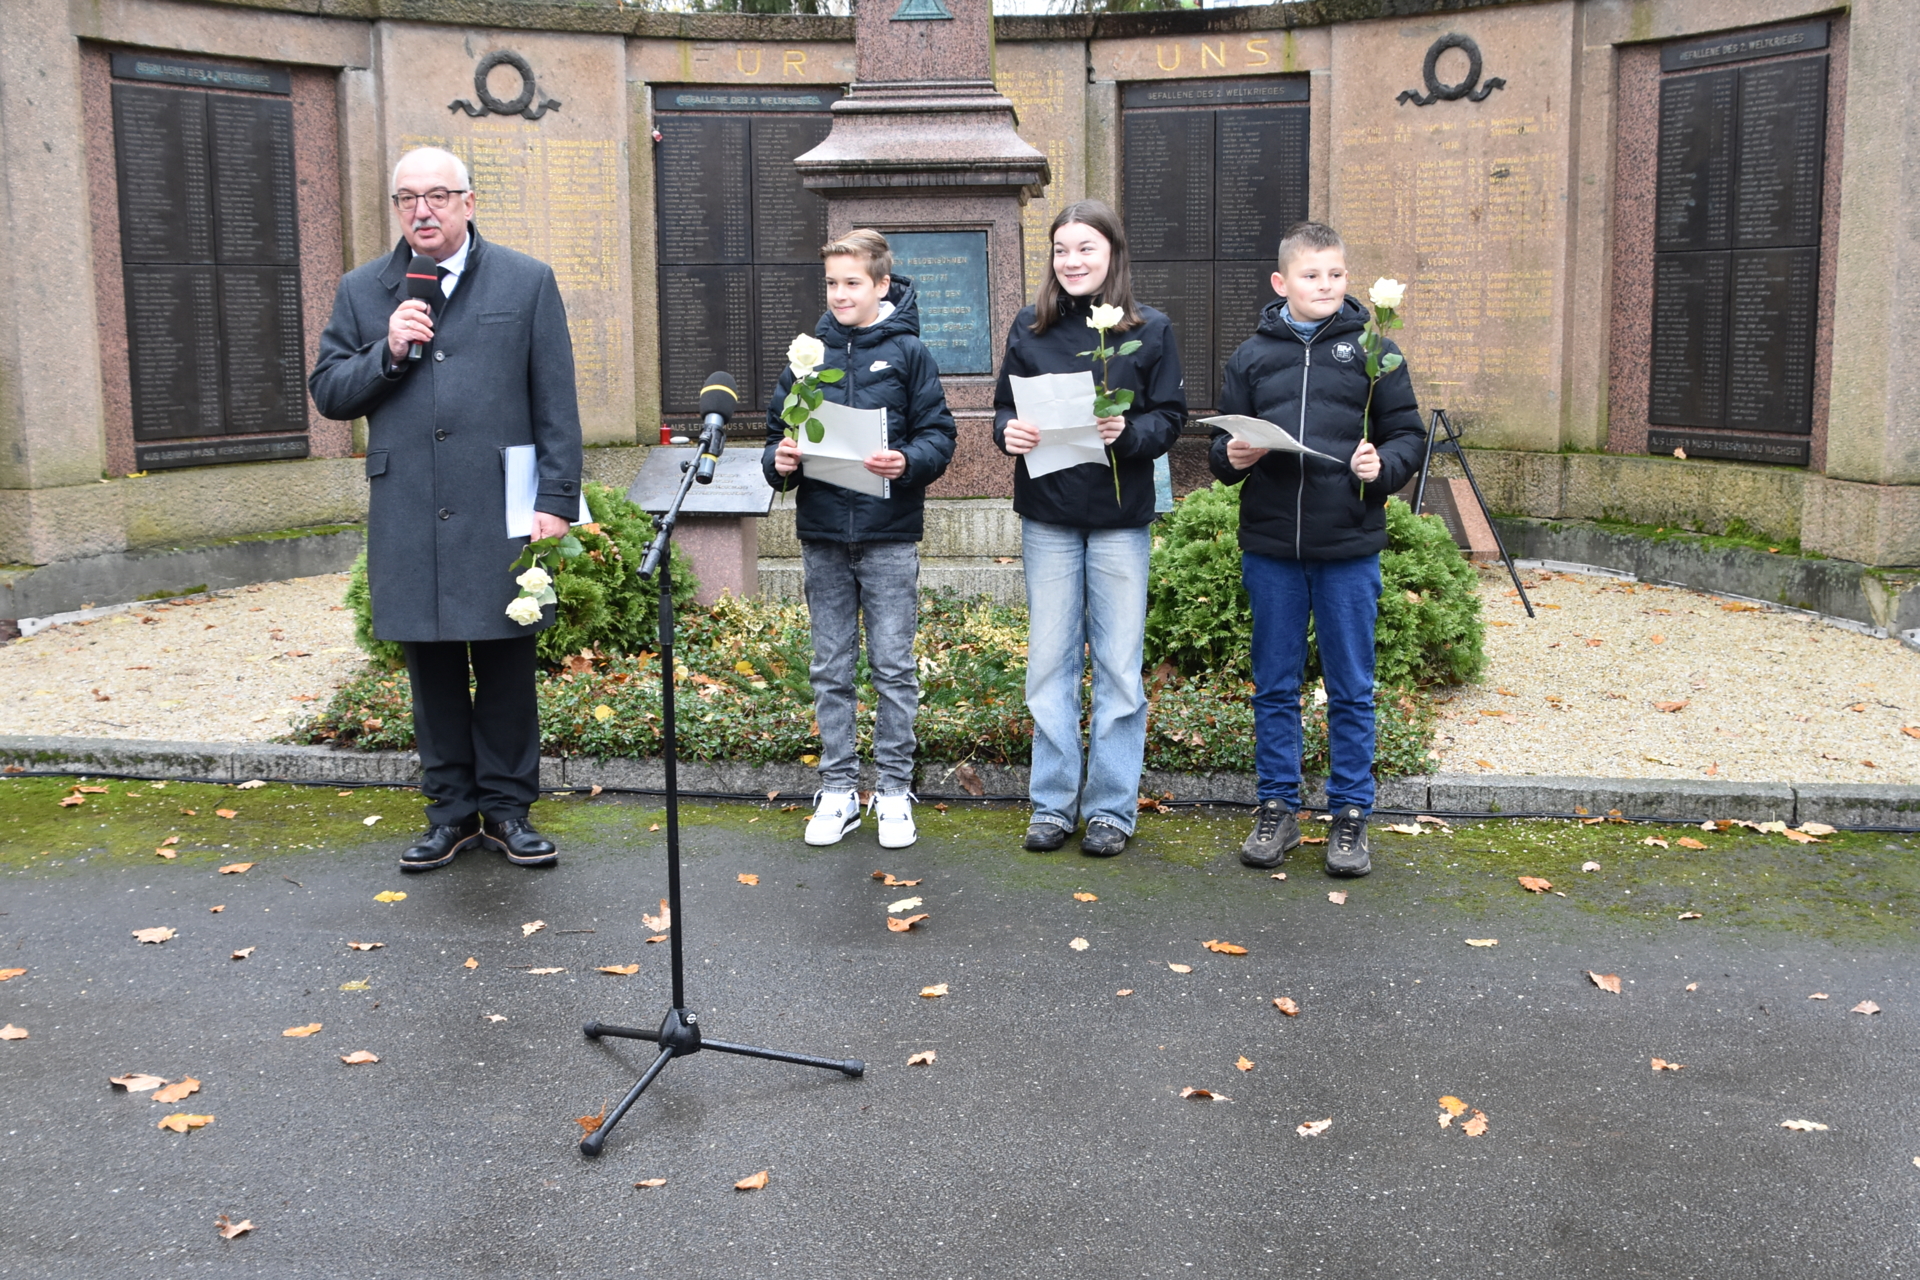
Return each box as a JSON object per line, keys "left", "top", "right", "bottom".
{"left": 345, "top": 482, "right": 698, "bottom": 672}
{"left": 1143, "top": 483, "right": 1484, "bottom": 688}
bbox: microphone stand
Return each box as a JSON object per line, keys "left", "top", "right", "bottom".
{"left": 579, "top": 449, "right": 864, "bottom": 1157}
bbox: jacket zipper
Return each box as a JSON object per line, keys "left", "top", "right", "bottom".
{"left": 845, "top": 338, "right": 857, "bottom": 541}
{"left": 1294, "top": 326, "right": 1318, "bottom": 561}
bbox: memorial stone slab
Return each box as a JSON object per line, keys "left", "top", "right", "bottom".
{"left": 627, "top": 447, "right": 774, "bottom": 516}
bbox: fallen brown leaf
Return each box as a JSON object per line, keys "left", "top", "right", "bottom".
{"left": 282, "top": 1023, "right": 322, "bottom": 1038}
{"left": 576, "top": 1104, "right": 608, "bottom": 1135}
{"left": 1587, "top": 971, "right": 1623, "bottom": 994}
{"left": 1327, "top": 891, "right": 1348, "bottom": 905}
{"left": 1809, "top": 992, "right": 1829, "bottom": 999}
{"left": 215, "top": 1215, "right": 253, "bottom": 1240}
{"left": 0, "top": 968, "right": 24, "bottom": 982}
{"left": 641, "top": 900, "right": 671, "bottom": 932}
{"left": 1653, "top": 700, "right": 1689, "bottom": 713}
{"left": 1461, "top": 1110, "right": 1490, "bottom": 1138}
{"left": 338, "top": 1050, "right": 379, "bottom": 1065}
{"left": 132, "top": 927, "right": 175, "bottom": 945}
{"left": 735, "top": 1169, "right": 770, "bottom": 1191}
{"left": 1518, "top": 876, "right": 1552, "bottom": 893}
{"left": 110, "top": 1073, "right": 168, "bottom": 1092}
{"left": 1073, "top": 892, "right": 1098, "bottom": 902}
{"left": 634, "top": 1178, "right": 667, "bottom": 1189}
{"left": 215, "top": 809, "right": 237, "bottom": 820}
{"left": 1181, "top": 1087, "right": 1230, "bottom": 1102}
{"left": 1235, "top": 1055, "right": 1255, "bottom": 1072}
{"left": 1678, "top": 911, "right": 1703, "bottom": 921}
{"left": 75, "top": 785, "right": 109, "bottom": 794}
{"left": 919, "top": 983, "right": 948, "bottom": 998}
{"left": 1799, "top": 822, "right": 1837, "bottom": 836}
{"left": 1465, "top": 938, "right": 1498, "bottom": 947}
{"left": 1780, "top": 1119, "right": 1829, "bottom": 1132}
{"left": 596, "top": 965, "right": 641, "bottom": 976}
{"left": 1686, "top": 982, "right": 1699, "bottom": 992}
{"left": 1651, "top": 1057, "right": 1685, "bottom": 1072}
{"left": 231, "top": 947, "right": 254, "bottom": 960}
{"left": 57, "top": 795, "right": 84, "bottom": 808}
{"left": 217, "top": 862, "right": 253, "bottom": 875}
{"left": 1852, "top": 1001, "right": 1882, "bottom": 1016}
{"left": 1203, "top": 940, "right": 1249, "bottom": 955}
{"left": 209, "top": 905, "right": 224, "bottom": 913}
{"left": 463, "top": 957, "right": 479, "bottom": 969}
{"left": 1168, "top": 963, "right": 1192, "bottom": 974}
{"left": 952, "top": 763, "right": 985, "bottom": 797}
{"left": 348, "top": 941, "right": 384, "bottom": 952}
{"left": 1273, "top": 997, "right": 1300, "bottom": 1016}
{"left": 1296, "top": 1117, "right": 1332, "bottom": 1137}
{"left": 1676, "top": 837, "right": 1708, "bottom": 850}
{"left": 645, "top": 934, "right": 669, "bottom": 944}
{"left": 159, "top": 836, "right": 179, "bottom": 847}
{"left": 907, "top": 1050, "right": 936, "bottom": 1066}
{"left": 737, "top": 873, "right": 760, "bottom": 886}
{"left": 157, "top": 1113, "right": 213, "bottom": 1133}
{"left": 153, "top": 1077, "right": 201, "bottom": 1103}
{"left": 1439, "top": 1096, "right": 1469, "bottom": 1118}
{"left": 887, "top": 896, "right": 923, "bottom": 912}
{"left": 0, "top": 1024, "right": 27, "bottom": 1040}
{"left": 1116, "top": 988, "right": 1135, "bottom": 997}
{"left": 872, "top": 872, "right": 922, "bottom": 887}
{"left": 1067, "top": 936, "right": 1089, "bottom": 951}
{"left": 521, "top": 920, "right": 546, "bottom": 938}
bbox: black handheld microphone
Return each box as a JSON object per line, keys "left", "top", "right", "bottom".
{"left": 694, "top": 372, "right": 739, "bottom": 485}
{"left": 404, "top": 253, "right": 439, "bottom": 362}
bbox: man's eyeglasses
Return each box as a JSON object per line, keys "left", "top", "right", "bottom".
{"left": 391, "top": 188, "right": 469, "bottom": 213}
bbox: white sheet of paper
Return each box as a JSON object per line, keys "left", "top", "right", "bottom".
{"left": 799, "top": 399, "right": 890, "bottom": 498}
{"left": 1010, "top": 371, "right": 1108, "bottom": 480}
{"left": 1199, "top": 414, "right": 1341, "bottom": 462}
{"left": 504, "top": 445, "right": 588, "bottom": 538}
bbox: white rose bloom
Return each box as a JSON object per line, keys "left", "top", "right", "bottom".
{"left": 505, "top": 595, "right": 544, "bottom": 626}
{"left": 788, "top": 333, "right": 826, "bottom": 378}
{"left": 1368, "top": 278, "right": 1406, "bottom": 311}
{"left": 515, "top": 565, "right": 552, "bottom": 593}
{"left": 1086, "top": 303, "right": 1126, "bottom": 332}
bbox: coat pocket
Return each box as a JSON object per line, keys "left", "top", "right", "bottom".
{"left": 478, "top": 310, "right": 524, "bottom": 326}
{"left": 365, "top": 451, "right": 388, "bottom": 478}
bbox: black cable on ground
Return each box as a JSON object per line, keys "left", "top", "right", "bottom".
{"left": 4, "top": 769, "right": 1915, "bottom": 832}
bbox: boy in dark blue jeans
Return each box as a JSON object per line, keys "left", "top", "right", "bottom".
{"left": 1209, "top": 221, "right": 1426, "bottom": 877}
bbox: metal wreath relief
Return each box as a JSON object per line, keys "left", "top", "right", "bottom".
{"left": 1397, "top": 34, "right": 1506, "bottom": 106}
{"left": 450, "top": 50, "right": 562, "bottom": 120}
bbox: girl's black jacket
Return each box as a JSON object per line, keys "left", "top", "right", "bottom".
{"left": 990, "top": 296, "right": 1186, "bottom": 529}
{"left": 759, "top": 276, "right": 958, "bottom": 544}
{"left": 1207, "top": 296, "right": 1426, "bottom": 562}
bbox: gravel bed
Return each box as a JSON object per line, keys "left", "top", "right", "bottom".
{"left": 1435, "top": 567, "right": 1920, "bottom": 785}
{"left": 0, "top": 575, "right": 359, "bottom": 744}
{"left": 3, "top": 565, "right": 1916, "bottom": 786}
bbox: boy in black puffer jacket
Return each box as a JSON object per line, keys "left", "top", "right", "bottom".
{"left": 1208, "top": 220, "right": 1426, "bottom": 879}
{"left": 762, "top": 229, "right": 957, "bottom": 851}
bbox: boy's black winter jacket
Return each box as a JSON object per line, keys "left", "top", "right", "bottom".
{"left": 760, "top": 276, "right": 958, "bottom": 544}
{"left": 991, "top": 297, "right": 1186, "bottom": 529}
{"left": 1208, "top": 296, "right": 1426, "bottom": 562}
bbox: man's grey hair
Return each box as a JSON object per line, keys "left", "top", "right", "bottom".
{"left": 392, "top": 146, "right": 470, "bottom": 192}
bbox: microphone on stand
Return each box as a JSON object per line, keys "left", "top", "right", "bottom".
{"left": 404, "top": 253, "right": 440, "bottom": 362}
{"left": 694, "top": 372, "right": 738, "bottom": 485}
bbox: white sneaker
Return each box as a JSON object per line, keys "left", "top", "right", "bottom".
{"left": 804, "top": 789, "right": 861, "bottom": 846}
{"left": 871, "top": 792, "right": 917, "bottom": 849}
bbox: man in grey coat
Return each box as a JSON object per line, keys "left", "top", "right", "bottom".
{"left": 310, "top": 146, "right": 583, "bottom": 873}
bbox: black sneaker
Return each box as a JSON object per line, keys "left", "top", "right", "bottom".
{"left": 1325, "top": 806, "right": 1371, "bottom": 877}
{"left": 1024, "top": 821, "right": 1070, "bottom": 852}
{"left": 1239, "top": 799, "right": 1301, "bottom": 869}
{"left": 1080, "top": 821, "right": 1128, "bottom": 858}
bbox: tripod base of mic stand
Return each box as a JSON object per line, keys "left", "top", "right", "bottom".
{"left": 579, "top": 1007, "right": 864, "bottom": 1156}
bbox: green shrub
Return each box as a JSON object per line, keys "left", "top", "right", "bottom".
{"left": 1143, "top": 483, "right": 1485, "bottom": 688}
{"left": 345, "top": 483, "right": 700, "bottom": 672}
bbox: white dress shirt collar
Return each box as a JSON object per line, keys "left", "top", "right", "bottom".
{"left": 436, "top": 232, "right": 473, "bottom": 298}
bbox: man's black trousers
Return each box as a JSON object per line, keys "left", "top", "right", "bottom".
{"left": 402, "top": 637, "right": 540, "bottom": 825}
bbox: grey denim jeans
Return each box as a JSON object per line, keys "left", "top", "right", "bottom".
{"left": 801, "top": 539, "right": 921, "bottom": 794}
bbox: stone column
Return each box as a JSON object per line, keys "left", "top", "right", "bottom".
{"left": 0, "top": 2, "right": 109, "bottom": 532}
{"left": 1810, "top": 0, "right": 1920, "bottom": 564}
{"left": 794, "top": 0, "right": 1049, "bottom": 497}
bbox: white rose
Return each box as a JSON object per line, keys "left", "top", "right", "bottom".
{"left": 505, "top": 595, "right": 544, "bottom": 626}
{"left": 515, "top": 565, "right": 552, "bottom": 594}
{"left": 1368, "top": 278, "right": 1406, "bottom": 311}
{"left": 787, "top": 333, "right": 826, "bottom": 379}
{"left": 1086, "top": 303, "right": 1126, "bottom": 332}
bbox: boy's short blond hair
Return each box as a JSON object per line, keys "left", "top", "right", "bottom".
{"left": 820, "top": 228, "right": 893, "bottom": 283}
{"left": 1276, "top": 221, "right": 1345, "bottom": 271}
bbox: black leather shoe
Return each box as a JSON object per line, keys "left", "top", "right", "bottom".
{"left": 484, "top": 817, "right": 558, "bottom": 867}
{"left": 1080, "top": 821, "right": 1128, "bottom": 858}
{"left": 400, "top": 816, "right": 482, "bottom": 872}
{"left": 1024, "top": 821, "right": 1071, "bottom": 852}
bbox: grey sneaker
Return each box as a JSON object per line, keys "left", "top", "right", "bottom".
{"left": 1080, "top": 821, "right": 1128, "bottom": 857}
{"left": 1240, "top": 799, "right": 1301, "bottom": 869}
{"left": 1325, "top": 805, "right": 1371, "bottom": 877}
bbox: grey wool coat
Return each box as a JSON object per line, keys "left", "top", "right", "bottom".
{"left": 310, "top": 229, "right": 584, "bottom": 642}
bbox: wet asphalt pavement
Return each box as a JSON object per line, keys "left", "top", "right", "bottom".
{"left": 2, "top": 795, "right": 1917, "bottom": 1279}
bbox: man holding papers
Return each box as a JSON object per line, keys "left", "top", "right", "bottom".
{"left": 763, "top": 229, "right": 957, "bottom": 850}
{"left": 310, "top": 146, "right": 581, "bottom": 873}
